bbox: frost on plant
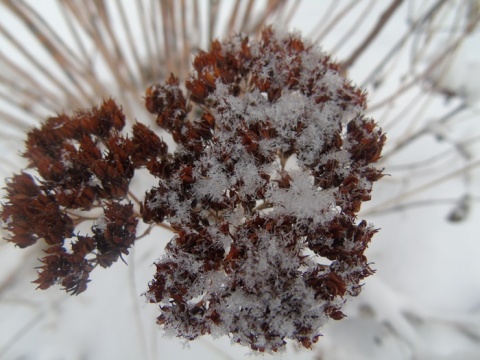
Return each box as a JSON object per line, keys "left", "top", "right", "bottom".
{"left": 1, "top": 27, "right": 385, "bottom": 352}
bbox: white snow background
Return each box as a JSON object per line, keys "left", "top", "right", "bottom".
{"left": 0, "top": 1, "right": 479, "bottom": 359}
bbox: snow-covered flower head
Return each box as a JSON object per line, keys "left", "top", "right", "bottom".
{"left": 143, "top": 27, "right": 385, "bottom": 352}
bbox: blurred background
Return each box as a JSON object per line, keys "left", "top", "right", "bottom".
{"left": 0, "top": 1, "right": 479, "bottom": 359}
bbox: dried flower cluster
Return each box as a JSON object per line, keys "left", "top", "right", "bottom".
{"left": 1, "top": 27, "right": 384, "bottom": 352}
{"left": 1, "top": 100, "right": 145, "bottom": 294}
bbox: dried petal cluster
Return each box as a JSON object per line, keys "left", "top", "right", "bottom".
{"left": 1, "top": 27, "right": 385, "bottom": 352}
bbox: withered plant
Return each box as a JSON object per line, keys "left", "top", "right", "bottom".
{"left": 1, "top": 27, "right": 384, "bottom": 352}
{"left": 1, "top": 1, "right": 479, "bottom": 359}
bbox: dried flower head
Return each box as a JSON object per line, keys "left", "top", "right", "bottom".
{"left": 1, "top": 100, "right": 140, "bottom": 294}
{"left": 1, "top": 27, "right": 384, "bottom": 352}
{"left": 142, "top": 27, "right": 385, "bottom": 352}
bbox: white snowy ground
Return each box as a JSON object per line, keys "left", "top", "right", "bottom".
{"left": 1, "top": 1, "right": 480, "bottom": 359}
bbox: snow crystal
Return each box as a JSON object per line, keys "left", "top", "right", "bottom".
{"left": 266, "top": 170, "right": 337, "bottom": 227}
{"left": 94, "top": 216, "right": 107, "bottom": 232}
{"left": 193, "top": 155, "right": 231, "bottom": 202}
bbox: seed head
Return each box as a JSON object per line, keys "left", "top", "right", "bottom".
{"left": 1, "top": 26, "right": 385, "bottom": 352}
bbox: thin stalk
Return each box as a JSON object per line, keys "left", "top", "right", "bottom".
{"left": 361, "top": 0, "right": 451, "bottom": 86}
{"left": 387, "top": 134, "right": 480, "bottom": 171}
{"left": 364, "top": 159, "right": 480, "bottom": 215}
{"left": 312, "top": 0, "right": 360, "bottom": 44}
{"left": 331, "top": 0, "right": 377, "bottom": 55}
{"left": 381, "top": 102, "right": 467, "bottom": 161}
{"left": 341, "top": 0, "right": 405, "bottom": 71}
{"left": 116, "top": 1, "right": 145, "bottom": 87}
{"left": 0, "top": 22, "right": 83, "bottom": 110}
